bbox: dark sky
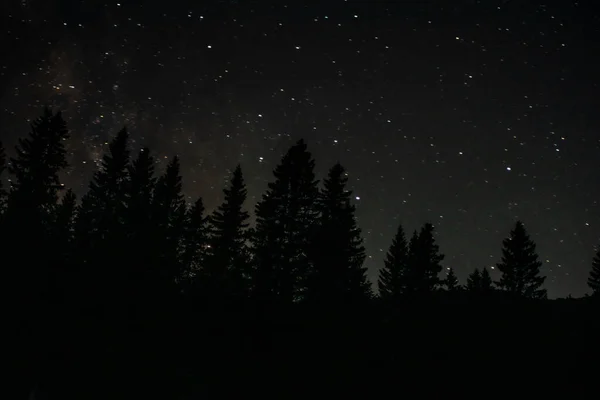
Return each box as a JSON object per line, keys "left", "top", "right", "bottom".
{"left": 1, "top": 0, "right": 598, "bottom": 298}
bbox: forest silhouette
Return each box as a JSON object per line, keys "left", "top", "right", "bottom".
{"left": 2, "top": 109, "right": 598, "bottom": 398}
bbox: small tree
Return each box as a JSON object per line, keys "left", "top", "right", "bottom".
{"left": 466, "top": 267, "right": 494, "bottom": 293}
{"left": 406, "top": 223, "right": 444, "bottom": 294}
{"left": 378, "top": 223, "right": 409, "bottom": 300}
{"left": 444, "top": 267, "right": 459, "bottom": 291}
{"left": 480, "top": 267, "right": 494, "bottom": 292}
{"left": 496, "top": 221, "right": 546, "bottom": 299}
{"left": 588, "top": 248, "right": 600, "bottom": 296}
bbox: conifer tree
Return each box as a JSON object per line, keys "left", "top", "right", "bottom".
{"left": 406, "top": 223, "right": 444, "bottom": 294}
{"left": 444, "top": 267, "right": 459, "bottom": 291}
{"left": 50, "top": 189, "right": 77, "bottom": 301}
{"left": 181, "top": 197, "right": 209, "bottom": 293}
{"left": 466, "top": 268, "right": 481, "bottom": 291}
{"left": 252, "top": 139, "right": 319, "bottom": 304}
{"left": 2, "top": 108, "right": 70, "bottom": 371}
{"left": 4, "top": 108, "right": 70, "bottom": 300}
{"left": 152, "top": 156, "right": 187, "bottom": 295}
{"left": 124, "top": 147, "right": 157, "bottom": 298}
{"left": 74, "top": 127, "right": 130, "bottom": 307}
{"left": 378, "top": 223, "right": 409, "bottom": 300}
{"left": 206, "top": 165, "right": 251, "bottom": 299}
{"left": 480, "top": 267, "right": 493, "bottom": 292}
{"left": 588, "top": 248, "right": 600, "bottom": 296}
{"left": 466, "top": 267, "right": 494, "bottom": 293}
{"left": 495, "top": 221, "right": 546, "bottom": 299}
{"left": 307, "top": 163, "right": 371, "bottom": 305}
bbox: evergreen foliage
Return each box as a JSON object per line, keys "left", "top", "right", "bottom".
{"left": 205, "top": 165, "right": 251, "bottom": 300}
{"left": 495, "top": 221, "right": 546, "bottom": 299}
{"left": 252, "top": 139, "right": 319, "bottom": 304}
{"left": 306, "top": 163, "right": 371, "bottom": 305}
{"left": 588, "top": 248, "right": 600, "bottom": 296}
{"left": 378, "top": 223, "right": 409, "bottom": 300}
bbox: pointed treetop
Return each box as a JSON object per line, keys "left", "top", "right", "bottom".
{"left": 588, "top": 248, "right": 600, "bottom": 296}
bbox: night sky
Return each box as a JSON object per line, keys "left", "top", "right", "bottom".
{"left": 1, "top": 0, "right": 598, "bottom": 298}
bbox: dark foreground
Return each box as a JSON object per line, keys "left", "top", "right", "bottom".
{"left": 13, "top": 293, "right": 599, "bottom": 399}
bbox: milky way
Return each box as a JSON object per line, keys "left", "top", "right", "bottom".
{"left": 1, "top": 0, "right": 599, "bottom": 297}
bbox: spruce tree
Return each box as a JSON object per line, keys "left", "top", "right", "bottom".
{"left": 588, "top": 248, "right": 600, "bottom": 296}
{"left": 466, "top": 267, "right": 494, "bottom": 293}
{"left": 152, "top": 156, "right": 187, "bottom": 296}
{"left": 480, "top": 267, "right": 493, "bottom": 292}
{"left": 125, "top": 147, "right": 157, "bottom": 299}
{"left": 2, "top": 108, "right": 70, "bottom": 375}
{"left": 4, "top": 108, "right": 70, "bottom": 301}
{"left": 74, "top": 127, "right": 131, "bottom": 308}
{"left": 206, "top": 165, "right": 251, "bottom": 300}
{"left": 252, "top": 139, "right": 319, "bottom": 304}
{"left": 444, "top": 267, "right": 459, "bottom": 291}
{"left": 307, "top": 163, "right": 371, "bottom": 305}
{"left": 466, "top": 268, "right": 481, "bottom": 291}
{"left": 50, "top": 189, "right": 77, "bottom": 301}
{"left": 495, "top": 221, "right": 546, "bottom": 299}
{"left": 378, "top": 223, "right": 409, "bottom": 300}
{"left": 407, "top": 223, "right": 444, "bottom": 294}
{"left": 181, "top": 197, "right": 209, "bottom": 294}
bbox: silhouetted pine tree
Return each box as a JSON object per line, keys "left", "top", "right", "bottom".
{"left": 124, "top": 147, "right": 157, "bottom": 301}
{"left": 306, "top": 163, "right": 371, "bottom": 305}
{"left": 48, "top": 189, "right": 77, "bottom": 306}
{"left": 466, "top": 268, "right": 481, "bottom": 291}
{"left": 444, "top": 267, "right": 459, "bottom": 291}
{"left": 378, "top": 223, "right": 409, "bottom": 301}
{"left": 181, "top": 197, "right": 209, "bottom": 294}
{"left": 406, "top": 223, "right": 444, "bottom": 294}
{"left": 480, "top": 267, "right": 493, "bottom": 291}
{"left": 495, "top": 221, "right": 546, "bottom": 299}
{"left": 588, "top": 248, "right": 600, "bottom": 296}
{"left": 74, "top": 127, "right": 130, "bottom": 309}
{"left": 2, "top": 108, "right": 70, "bottom": 387}
{"left": 252, "top": 139, "right": 319, "bottom": 304}
{"left": 152, "top": 156, "right": 187, "bottom": 297}
{"left": 466, "top": 267, "right": 494, "bottom": 293}
{"left": 205, "top": 165, "right": 251, "bottom": 300}
{"left": 4, "top": 108, "right": 70, "bottom": 301}
{"left": 0, "top": 140, "right": 6, "bottom": 212}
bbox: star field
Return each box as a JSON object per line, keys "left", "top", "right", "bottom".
{"left": 1, "top": 0, "right": 599, "bottom": 297}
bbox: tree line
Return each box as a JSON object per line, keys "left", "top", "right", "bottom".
{"left": 3, "top": 108, "right": 599, "bottom": 398}
{"left": 1, "top": 108, "right": 599, "bottom": 319}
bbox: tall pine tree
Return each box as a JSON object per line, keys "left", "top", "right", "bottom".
{"left": 306, "top": 163, "right": 371, "bottom": 305}
{"left": 205, "top": 165, "right": 251, "bottom": 300}
{"left": 252, "top": 139, "right": 319, "bottom": 304}
{"left": 4, "top": 108, "right": 70, "bottom": 302}
{"left": 152, "top": 156, "right": 187, "bottom": 297}
{"left": 74, "top": 127, "right": 131, "bottom": 309}
{"left": 124, "top": 147, "right": 157, "bottom": 301}
{"left": 378, "top": 223, "right": 409, "bottom": 301}
{"left": 180, "top": 197, "right": 209, "bottom": 294}
{"left": 2, "top": 108, "right": 70, "bottom": 386}
{"left": 495, "top": 221, "right": 546, "bottom": 299}
{"left": 406, "top": 223, "right": 444, "bottom": 294}
{"left": 588, "top": 248, "right": 600, "bottom": 296}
